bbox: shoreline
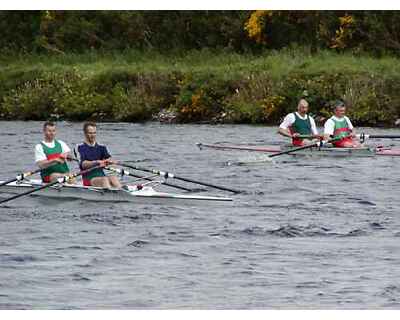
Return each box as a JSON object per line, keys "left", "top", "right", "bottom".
{"left": 1, "top": 119, "right": 398, "bottom": 129}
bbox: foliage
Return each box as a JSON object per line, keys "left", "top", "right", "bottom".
{"left": 242, "top": 11, "right": 400, "bottom": 56}
{"left": 108, "top": 73, "right": 177, "bottom": 122}
{"left": 175, "top": 73, "right": 234, "bottom": 122}
{"left": 1, "top": 49, "right": 400, "bottom": 126}
{"left": 3, "top": 11, "right": 400, "bottom": 125}
{"left": 0, "top": 11, "right": 252, "bottom": 53}
{"left": 244, "top": 11, "right": 270, "bottom": 44}
{"left": 330, "top": 14, "right": 356, "bottom": 49}
{"left": 1, "top": 11, "right": 400, "bottom": 55}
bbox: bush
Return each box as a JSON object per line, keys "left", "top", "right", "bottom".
{"left": 109, "top": 74, "right": 176, "bottom": 122}
{"left": 1, "top": 72, "right": 64, "bottom": 120}
{"left": 175, "top": 73, "right": 234, "bottom": 122}
{"left": 1, "top": 49, "right": 400, "bottom": 126}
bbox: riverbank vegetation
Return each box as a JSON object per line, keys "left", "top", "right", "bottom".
{"left": 1, "top": 11, "right": 400, "bottom": 125}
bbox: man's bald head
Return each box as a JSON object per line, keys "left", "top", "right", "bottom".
{"left": 297, "top": 99, "right": 309, "bottom": 115}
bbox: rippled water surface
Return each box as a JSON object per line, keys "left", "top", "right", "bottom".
{"left": 1, "top": 121, "right": 400, "bottom": 309}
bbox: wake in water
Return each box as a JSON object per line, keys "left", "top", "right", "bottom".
{"left": 226, "top": 154, "right": 277, "bottom": 166}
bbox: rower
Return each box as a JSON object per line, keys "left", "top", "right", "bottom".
{"left": 278, "top": 98, "right": 319, "bottom": 146}
{"left": 323, "top": 101, "right": 361, "bottom": 148}
{"left": 77, "top": 122, "right": 121, "bottom": 188}
{"left": 35, "top": 121, "right": 72, "bottom": 183}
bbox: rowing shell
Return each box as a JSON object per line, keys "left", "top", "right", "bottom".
{"left": 197, "top": 143, "right": 400, "bottom": 157}
{"left": 0, "top": 179, "right": 232, "bottom": 204}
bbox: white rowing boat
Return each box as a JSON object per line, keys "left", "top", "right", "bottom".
{"left": 0, "top": 179, "right": 232, "bottom": 204}
{"left": 197, "top": 143, "right": 400, "bottom": 157}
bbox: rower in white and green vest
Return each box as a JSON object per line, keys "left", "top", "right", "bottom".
{"left": 323, "top": 100, "right": 361, "bottom": 148}
{"left": 278, "top": 98, "right": 320, "bottom": 146}
{"left": 35, "top": 121, "right": 72, "bottom": 183}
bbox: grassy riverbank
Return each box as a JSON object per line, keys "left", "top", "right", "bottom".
{"left": 1, "top": 48, "right": 400, "bottom": 125}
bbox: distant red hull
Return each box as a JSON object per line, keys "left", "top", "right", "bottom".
{"left": 197, "top": 143, "right": 400, "bottom": 157}
{"left": 375, "top": 147, "right": 400, "bottom": 156}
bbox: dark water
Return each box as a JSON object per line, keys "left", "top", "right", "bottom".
{"left": 1, "top": 121, "right": 400, "bottom": 309}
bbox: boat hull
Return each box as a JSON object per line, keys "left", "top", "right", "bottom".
{"left": 197, "top": 143, "right": 400, "bottom": 157}
{"left": 0, "top": 180, "right": 232, "bottom": 204}
{"left": 280, "top": 145, "right": 375, "bottom": 157}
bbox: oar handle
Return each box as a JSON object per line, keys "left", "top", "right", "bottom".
{"left": 297, "top": 135, "right": 322, "bottom": 139}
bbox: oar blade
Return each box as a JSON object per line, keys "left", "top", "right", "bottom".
{"left": 227, "top": 156, "right": 274, "bottom": 166}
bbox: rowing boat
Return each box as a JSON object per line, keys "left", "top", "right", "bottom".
{"left": 278, "top": 145, "right": 397, "bottom": 157}
{"left": 197, "top": 143, "right": 400, "bottom": 157}
{"left": 0, "top": 179, "right": 232, "bottom": 204}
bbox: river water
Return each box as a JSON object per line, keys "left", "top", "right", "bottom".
{"left": 0, "top": 121, "right": 400, "bottom": 309}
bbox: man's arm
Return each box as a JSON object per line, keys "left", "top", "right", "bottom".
{"left": 323, "top": 119, "right": 334, "bottom": 140}
{"left": 346, "top": 117, "right": 357, "bottom": 137}
{"left": 310, "top": 117, "right": 320, "bottom": 137}
{"left": 278, "top": 114, "right": 297, "bottom": 138}
{"left": 37, "top": 158, "right": 65, "bottom": 169}
{"left": 35, "top": 144, "right": 65, "bottom": 169}
{"left": 103, "top": 146, "right": 118, "bottom": 165}
{"left": 278, "top": 127, "right": 295, "bottom": 138}
{"left": 81, "top": 157, "right": 101, "bottom": 169}
{"left": 81, "top": 160, "right": 101, "bottom": 169}
{"left": 78, "top": 145, "right": 100, "bottom": 169}
{"left": 59, "top": 140, "right": 73, "bottom": 160}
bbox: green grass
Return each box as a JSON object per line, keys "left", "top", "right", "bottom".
{"left": 2, "top": 48, "right": 400, "bottom": 79}
{"left": 1, "top": 48, "right": 400, "bottom": 124}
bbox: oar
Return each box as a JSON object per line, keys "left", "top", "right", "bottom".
{"left": 358, "top": 133, "right": 400, "bottom": 140}
{"left": 227, "top": 139, "right": 335, "bottom": 166}
{"left": 119, "top": 163, "right": 241, "bottom": 194}
{"left": 0, "top": 155, "right": 73, "bottom": 188}
{"left": 0, "top": 168, "right": 42, "bottom": 187}
{"left": 0, "top": 165, "right": 102, "bottom": 205}
{"left": 268, "top": 137, "right": 341, "bottom": 158}
{"left": 71, "top": 148, "right": 196, "bottom": 192}
{"left": 106, "top": 166, "right": 196, "bottom": 192}
{"left": 297, "top": 135, "right": 324, "bottom": 139}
